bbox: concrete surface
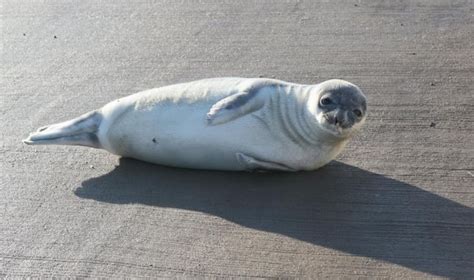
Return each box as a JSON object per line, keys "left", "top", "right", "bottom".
{"left": 1, "top": 0, "right": 473, "bottom": 278}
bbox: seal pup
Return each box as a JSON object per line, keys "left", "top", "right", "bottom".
{"left": 23, "top": 78, "right": 367, "bottom": 171}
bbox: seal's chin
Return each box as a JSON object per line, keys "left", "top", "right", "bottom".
{"left": 321, "top": 122, "right": 353, "bottom": 138}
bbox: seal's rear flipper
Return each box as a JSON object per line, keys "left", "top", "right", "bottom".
{"left": 23, "top": 111, "right": 102, "bottom": 148}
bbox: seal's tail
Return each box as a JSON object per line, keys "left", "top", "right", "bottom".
{"left": 22, "top": 111, "right": 103, "bottom": 148}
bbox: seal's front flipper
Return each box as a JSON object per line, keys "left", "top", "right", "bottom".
{"left": 236, "top": 152, "right": 296, "bottom": 172}
{"left": 23, "top": 111, "right": 102, "bottom": 148}
{"left": 206, "top": 86, "right": 267, "bottom": 126}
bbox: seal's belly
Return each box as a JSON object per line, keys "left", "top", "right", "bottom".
{"left": 106, "top": 103, "right": 282, "bottom": 170}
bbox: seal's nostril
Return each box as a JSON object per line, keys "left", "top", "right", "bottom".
{"left": 334, "top": 117, "right": 338, "bottom": 125}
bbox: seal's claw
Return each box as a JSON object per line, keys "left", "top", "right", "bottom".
{"left": 206, "top": 105, "right": 229, "bottom": 126}
{"left": 206, "top": 112, "right": 216, "bottom": 126}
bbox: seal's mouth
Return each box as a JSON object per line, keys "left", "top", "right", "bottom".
{"left": 322, "top": 122, "right": 353, "bottom": 138}
{"left": 323, "top": 113, "right": 353, "bottom": 130}
{"left": 318, "top": 112, "right": 357, "bottom": 138}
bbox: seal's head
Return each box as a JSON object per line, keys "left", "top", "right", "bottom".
{"left": 313, "top": 79, "right": 367, "bottom": 138}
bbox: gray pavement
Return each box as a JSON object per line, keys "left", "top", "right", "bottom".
{"left": 2, "top": 0, "right": 473, "bottom": 278}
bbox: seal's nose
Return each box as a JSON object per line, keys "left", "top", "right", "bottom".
{"left": 335, "top": 110, "right": 346, "bottom": 127}
{"left": 326, "top": 110, "right": 352, "bottom": 129}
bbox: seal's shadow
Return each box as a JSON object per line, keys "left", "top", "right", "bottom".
{"left": 76, "top": 158, "right": 473, "bottom": 278}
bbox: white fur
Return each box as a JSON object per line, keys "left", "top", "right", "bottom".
{"left": 95, "top": 77, "right": 364, "bottom": 171}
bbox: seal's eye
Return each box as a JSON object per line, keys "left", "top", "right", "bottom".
{"left": 320, "top": 97, "right": 332, "bottom": 106}
{"left": 353, "top": 109, "right": 362, "bottom": 117}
